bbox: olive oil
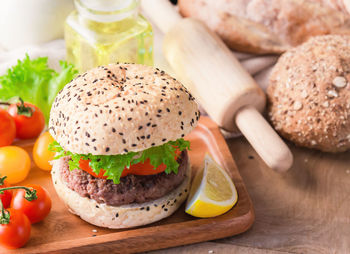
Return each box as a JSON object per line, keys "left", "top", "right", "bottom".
{"left": 65, "top": 0, "right": 153, "bottom": 72}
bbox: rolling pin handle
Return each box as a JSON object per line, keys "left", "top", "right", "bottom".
{"left": 235, "top": 106, "right": 293, "bottom": 172}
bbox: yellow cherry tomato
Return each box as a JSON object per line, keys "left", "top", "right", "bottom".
{"left": 0, "top": 146, "right": 31, "bottom": 184}
{"left": 33, "top": 132, "right": 55, "bottom": 171}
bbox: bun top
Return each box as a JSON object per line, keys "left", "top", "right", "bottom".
{"left": 49, "top": 63, "right": 199, "bottom": 155}
{"left": 267, "top": 35, "right": 350, "bottom": 152}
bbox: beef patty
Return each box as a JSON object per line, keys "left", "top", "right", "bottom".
{"left": 59, "top": 151, "right": 188, "bottom": 206}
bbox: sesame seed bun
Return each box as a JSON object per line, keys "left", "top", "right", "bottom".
{"left": 51, "top": 156, "right": 191, "bottom": 229}
{"left": 49, "top": 63, "right": 199, "bottom": 155}
{"left": 267, "top": 35, "right": 350, "bottom": 152}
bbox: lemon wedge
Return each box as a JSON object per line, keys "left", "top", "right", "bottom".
{"left": 185, "top": 154, "right": 238, "bottom": 218}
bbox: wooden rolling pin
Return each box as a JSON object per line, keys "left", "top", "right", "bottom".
{"left": 141, "top": 0, "right": 293, "bottom": 172}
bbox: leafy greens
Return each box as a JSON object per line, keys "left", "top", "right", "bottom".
{"left": 49, "top": 138, "right": 190, "bottom": 184}
{"left": 0, "top": 54, "right": 78, "bottom": 122}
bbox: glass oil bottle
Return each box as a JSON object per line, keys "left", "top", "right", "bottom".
{"left": 65, "top": 0, "right": 153, "bottom": 72}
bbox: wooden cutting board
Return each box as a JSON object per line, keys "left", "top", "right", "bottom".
{"left": 3, "top": 117, "right": 254, "bottom": 254}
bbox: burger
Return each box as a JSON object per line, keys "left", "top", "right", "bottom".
{"left": 48, "top": 63, "right": 199, "bottom": 228}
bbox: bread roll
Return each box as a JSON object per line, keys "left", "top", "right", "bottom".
{"left": 267, "top": 35, "right": 350, "bottom": 152}
{"left": 49, "top": 63, "right": 199, "bottom": 155}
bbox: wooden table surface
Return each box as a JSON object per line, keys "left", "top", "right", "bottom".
{"left": 151, "top": 137, "right": 350, "bottom": 254}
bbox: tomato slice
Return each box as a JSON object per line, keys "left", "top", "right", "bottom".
{"left": 79, "top": 159, "right": 107, "bottom": 179}
{"left": 79, "top": 150, "right": 181, "bottom": 179}
{"left": 79, "top": 158, "right": 167, "bottom": 179}
{"left": 122, "top": 159, "right": 167, "bottom": 177}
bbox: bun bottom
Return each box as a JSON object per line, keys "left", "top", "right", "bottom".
{"left": 51, "top": 158, "right": 191, "bottom": 229}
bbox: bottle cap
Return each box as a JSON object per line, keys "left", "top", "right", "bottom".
{"left": 80, "top": 0, "right": 133, "bottom": 12}
{"left": 76, "top": 0, "right": 138, "bottom": 22}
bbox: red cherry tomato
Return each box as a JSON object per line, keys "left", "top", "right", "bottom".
{"left": 0, "top": 178, "right": 12, "bottom": 209}
{"left": 0, "top": 109, "right": 16, "bottom": 147}
{"left": 8, "top": 102, "right": 45, "bottom": 139}
{"left": 11, "top": 184, "right": 51, "bottom": 224}
{"left": 0, "top": 208, "right": 31, "bottom": 249}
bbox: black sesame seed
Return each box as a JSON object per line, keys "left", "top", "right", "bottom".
{"left": 119, "top": 132, "right": 124, "bottom": 136}
{"left": 112, "top": 128, "right": 116, "bottom": 133}
{"left": 96, "top": 205, "right": 99, "bottom": 208}
{"left": 164, "top": 208, "right": 168, "bottom": 212}
{"left": 138, "top": 126, "right": 143, "bottom": 130}
{"left": 147, "top": 135, "right": 151, "bottom": 139}
{"left": 166, "top": 108, "right": 170, "bottom": 112}
{"left": 162, "top": 138, "right": 166, "bottom": 142}
{"left": 178, "top": 111, "right": 182, "bottom": 115}
{"left": 86, "top": 132, "right": 90, "bottom": 138}
{"left": 85, "top": 143, "right": 89, "bottom": 146}
{"left": 105, "top": 147, "right": 110, "bottom": 152}
{"left": 147, "top": 122, "right": 151, "bottom": 127}
{"left": 152, "top": 124, "right": 157, "bottom": 128}
{"left": 124, "top": 149, "right": 128, "bottom": 153}
{"left": 132, "top": 144, "right": 137, "bottom": 147}
{"left": 140, "top": 207, "right": 145, "bottom": 210}
{"left": 116, "top": 213, "right": 119, "bottom": 217}
{"left": 146, "top": 206, "right": 150, "bottom": 211}
{"left": 127, "top": 117, "right": 132, "bottom": 121}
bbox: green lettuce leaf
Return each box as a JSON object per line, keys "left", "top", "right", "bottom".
{"left": 49, "top": 138, "right": 190, "bottom": 184}
{"left": 0, "top": 54, "right": 78, "bottom": 122}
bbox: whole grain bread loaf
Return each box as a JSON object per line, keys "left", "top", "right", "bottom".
{"left": 179, "top": 0, "right": 350, "bottom": 54}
